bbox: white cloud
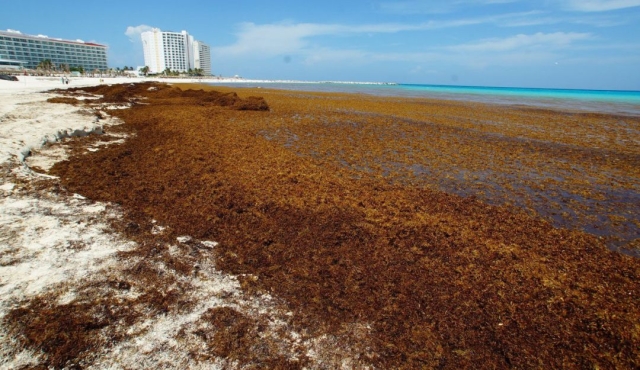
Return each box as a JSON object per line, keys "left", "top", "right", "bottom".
{"left": 213, "top": 22, "right": 444, "bottom": 62}
{"left": 448, "top": 32, "right": 592, "bottom": 52}
{"left": 307, "top": 50, "right": 443, "bottom": 65}
{"left": 213, "top": 14, "right": 545, "bottom": 58}
{"left": 212, "top": 22, "right": 599, "bottom": 73}
{"left": 378, "top": 0, "right": 519, "bottom": 14}
{"left": 213, "top": 21, "right": 432, "bottom": 58}
{"left": 124, "top": 25, "right": 154, "bottom": 42}
{"left": 501, "top": 13, "right": 625, "bottom": 28}
{"left": 213, "top": 22, "right": 323, "bottom": 57}
{"left": 562, "top": 54, "right": 640, "bottom": 65}
{"left": 300, "top": 44, "right": 560, "bottom": 70}
{"left": 381, "top": 0, "right": 640, "bottom": 13}
{"left": 303, "top": 48, "right": 369, "bottom": 64}
{"left": 564, "top": 0, "right": 640, "bottom": 12}
{"left": 434, "top": 32, "right": 596, "bottom": 69}
{"left": 379, "top": 1, "right": 456, "bottom": 14}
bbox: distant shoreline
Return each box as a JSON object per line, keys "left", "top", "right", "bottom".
{"left": 3, "top": 72, "right": 638, "bottom": 92}
{"left": 3, "top": 75, "right": 639, "bottom": 115}
{"left": 204, "top": 80, "right": 640, "bottom": 116}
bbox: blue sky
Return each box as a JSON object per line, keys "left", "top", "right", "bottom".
{"left": 2, "top": 0, "right": 640, "bottom": 89}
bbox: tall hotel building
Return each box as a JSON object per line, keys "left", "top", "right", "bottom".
{"left": 141, "top": 28, "right": 211, "bottom": 75}
{"left": 0, "top": 29, "right": 108, "bottom": 71}
{"left": 193, "top": 40, "right": 211, "bottom": 76}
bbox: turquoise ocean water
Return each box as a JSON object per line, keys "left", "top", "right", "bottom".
{"left": 207, "top": 81, "right": 640, "bottom": 115}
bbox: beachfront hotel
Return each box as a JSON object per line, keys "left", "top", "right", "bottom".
{"left": 193, "top": 40, "right": 211, "bottom": 76}
{"left": 141, "top": 28, "right": 211, "bottom": 75}
{"left": 0, "top": 29, "right": 108, "bottom": 72}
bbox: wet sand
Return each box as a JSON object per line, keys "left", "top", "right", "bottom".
{"left": 23, "top": 82, "right": 640, "bottom": 368}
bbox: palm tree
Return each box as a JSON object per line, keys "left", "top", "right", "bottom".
{"left": 69, "top": 66, "right": 85, "bottom": 75}
{"left": 37, "top": 59, "right": 53, "bottom": 75}
{"left": 140, "top": 66, "right": 150, "bottom": 76}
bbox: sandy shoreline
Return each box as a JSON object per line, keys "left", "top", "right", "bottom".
{"left": 1, "top": 78, "right": 639, "bottom": 368}
{"left": 0, "top": 77, "right": 354, "bottom": 369}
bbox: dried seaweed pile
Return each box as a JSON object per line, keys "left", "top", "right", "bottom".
{"left": 36, "top": 82, "right": 640, "bottom": 368}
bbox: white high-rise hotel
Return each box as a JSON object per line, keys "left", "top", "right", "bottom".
{"left": 193, "top": 40, "right": 211, "bottom": 76}
{"left": 141, "top": 28, "right": 211, "bottom": 75}
{"left": 0, "top": 29, "right": 107, "bottom": 71}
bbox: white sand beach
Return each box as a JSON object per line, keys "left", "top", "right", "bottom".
{"left": 0, "top": 76, "right": 358, "bottom": 369}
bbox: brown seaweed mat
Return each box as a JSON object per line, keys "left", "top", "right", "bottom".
{"left": 15, "top": 82, "right": 640, "bottom": 368}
